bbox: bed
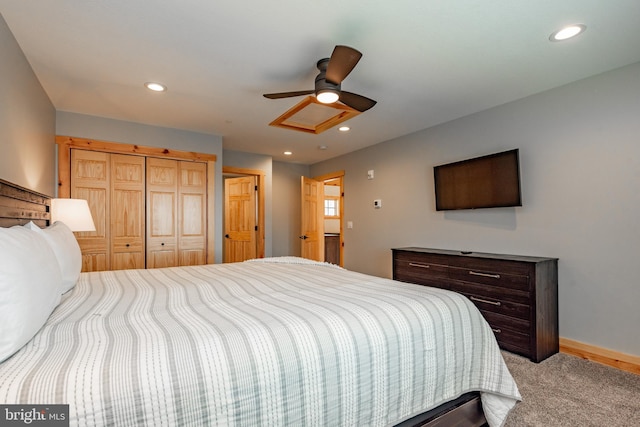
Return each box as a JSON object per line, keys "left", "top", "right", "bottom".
{"left": 0, "top": 178, "right": 520, "bottom": 426}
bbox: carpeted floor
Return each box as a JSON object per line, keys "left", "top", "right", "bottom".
{"left": 501, "top": 351, "right": 640, "bottom": 426}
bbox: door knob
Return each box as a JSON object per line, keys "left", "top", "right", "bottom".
{"left": 225, "top": 234, "right": 230, "bottom": 238}
{"left": 299, "top": 235, "right": 308, "bottom": 240}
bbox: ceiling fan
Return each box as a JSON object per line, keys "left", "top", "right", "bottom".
{"left": 263, "top": 45, "right": 377, "bottom": 112}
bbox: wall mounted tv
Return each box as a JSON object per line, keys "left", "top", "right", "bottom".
{"left": 434, "top": 149, "right": 522, "bottom": 211}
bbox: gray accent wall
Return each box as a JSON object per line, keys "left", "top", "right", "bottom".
{"left": 310, "top": 62, "right": 640, "bottom": 358}
{"left": 0, "top": 14, "right": 55, "bottom": 196}
{"left": 272, "top": 161, "right": 310, "bottom": 257}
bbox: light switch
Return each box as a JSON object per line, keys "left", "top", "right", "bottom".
{"left": 347, "top": 221, "right": 353, "bottom": 229}
{"left": 367, "top": 170, "right": 374, "bottom": 180}
{"left": 374, "top": 199, "right": 382, "bottom": 209}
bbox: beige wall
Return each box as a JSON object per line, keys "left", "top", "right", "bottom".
{"left": 311, "top": 62, "right": 640, "bottom": 358}
{"left": 0, "top": 14, "right": 56, "bottom": 195}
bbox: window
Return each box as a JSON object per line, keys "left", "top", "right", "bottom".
{"left": 324, "top": 198, "right": 339, "bottom": 217}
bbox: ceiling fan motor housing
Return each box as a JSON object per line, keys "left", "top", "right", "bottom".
{"left": 315, "top": 58, "right": 341, "bottom": 93}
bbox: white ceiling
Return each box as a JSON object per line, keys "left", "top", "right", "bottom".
{"left": 2, "top": 1, "right": 640, "bottom": 164}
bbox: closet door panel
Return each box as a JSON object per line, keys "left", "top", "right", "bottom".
{"left": 179, "top": 161, "right": 207, "bottom": 266}
{"left": 150, "top": 192, "right": 175, "bottom": 236}
{"left": 71, "top": 150, "right": 110, "bottom": 272}
{"left": 147, "top": 158, "right": 178, "bottom": 268}
{"left": 110, "top": 154, "right": 146, "bottom": 270}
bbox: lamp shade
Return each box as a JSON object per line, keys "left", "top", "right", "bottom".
{"left": 51, "top": 198, "right": 96, "bottom": 232}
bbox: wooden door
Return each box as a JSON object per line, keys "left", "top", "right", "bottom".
{"left": 146, "top": 157, "right": 178, "bottom": 268}
{"left": 110, "top": 154, "right": 146, "bottom": 270}
{"left": 224, "top": 176, "right": 257, "bottom": 263}
{"left": 301, "top": 176, "right": 324, "bottom": 261}
{"left": 178, "top": 161, "right": 207, "bottom": 266}
{"left": 71, "top": 150, "right": 110, "bottom": 271}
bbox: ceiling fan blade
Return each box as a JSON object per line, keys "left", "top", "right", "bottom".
{"left": 263, "top": 90, "right": 314, "bottom": 99}
{"left": 339, "top": 91, "right": 377, "bottom": 112}
{"left": 325, "top": 45, "right": 362, "bottom": 85}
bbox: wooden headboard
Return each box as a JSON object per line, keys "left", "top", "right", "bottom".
{"left": 0, "top": 178, "right": 51, "bottom": 228}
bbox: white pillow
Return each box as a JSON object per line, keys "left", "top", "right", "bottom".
{"left": 25, "top": 221, "right": 82, "bottom": 294}
{"left": 0, "top": 225, "right": 63, "bottom": 363}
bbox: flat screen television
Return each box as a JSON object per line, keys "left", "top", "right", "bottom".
{"left": 434, "top": 149, "right": 522, "bottom": 211}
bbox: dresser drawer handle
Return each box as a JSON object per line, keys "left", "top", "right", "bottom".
{"left": 469, "top": 270, "right": 501, "bottom": 279}
{"left": 408, "top": 262, "right": 430, "bottom": 269}
{"left": 492, "top": 328, "right": 502, "bottom": 334}
{"left": 470, "top": 296, "right": 502, "bottom": 306}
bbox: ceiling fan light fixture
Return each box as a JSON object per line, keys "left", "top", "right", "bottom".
{"left": 549, "top": 24, "right": 586, "bottom": 41}
{"left": 144, "top": 82, "right": 167, "bottom": 92}
{"left": 316, "top": 90, "right": 339, "bottom": 104}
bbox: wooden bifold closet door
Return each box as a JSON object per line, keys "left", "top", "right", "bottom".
{"left": 70, "top": 149, "right": 207, "bottom": 272}
{"left": 146, "top": 158, "right": 207, "bottom": 268}
{"left": 71, "top": 150, "right": 145, "bottom": 271}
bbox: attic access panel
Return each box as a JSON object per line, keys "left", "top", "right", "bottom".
{"left": 269, "top": 96, "right": 360, "bottom": 134}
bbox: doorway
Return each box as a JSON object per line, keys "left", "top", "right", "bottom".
{"left": 312, "top": 171, "right": 344, "bottom": 266}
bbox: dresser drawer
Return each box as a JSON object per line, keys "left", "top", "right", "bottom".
{"left": 394, "top": 259, "right": 449, "bottom": 283}
{"left": 480, "top": 311, "right": 531, "bottom": 353}
{"left": 492, "top": 327, "right": 531, "bottom": 355}
{"left": 448, "top": 265, "right": 529, "bottom": 292}
{"left": 394, "top": 250, "right": 452, "bottom": 265}
{"left": 454, "top": 288, "right": 530, "bottom": 321}
{"left": 481, "top": 310, "right": 529, "bottom": 332}
{"left": 448, "top": 280, "right": 530, "bottom": 306}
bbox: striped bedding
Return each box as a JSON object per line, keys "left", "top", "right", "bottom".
{"left": 0, "top": 257, "right": 520, "bottom": 426}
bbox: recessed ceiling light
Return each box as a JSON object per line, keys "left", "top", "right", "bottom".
{"left": 549, "top": 24, "right": 586, "bottom": 42}
{"left": 338, "top": 126, "right": 350, "bottom": 132}
{"left": 144, "top": 82, "right": 167, "bottom": 92}
{"left": 318, "top": 145, "right": 328, "bottom": 150}
{"left": 284, "top": 151, "right": 293, "bottom": 156}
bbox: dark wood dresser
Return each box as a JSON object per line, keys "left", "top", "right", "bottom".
{"left": 392, "top": 247, "right": 558, "bottom": 362}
